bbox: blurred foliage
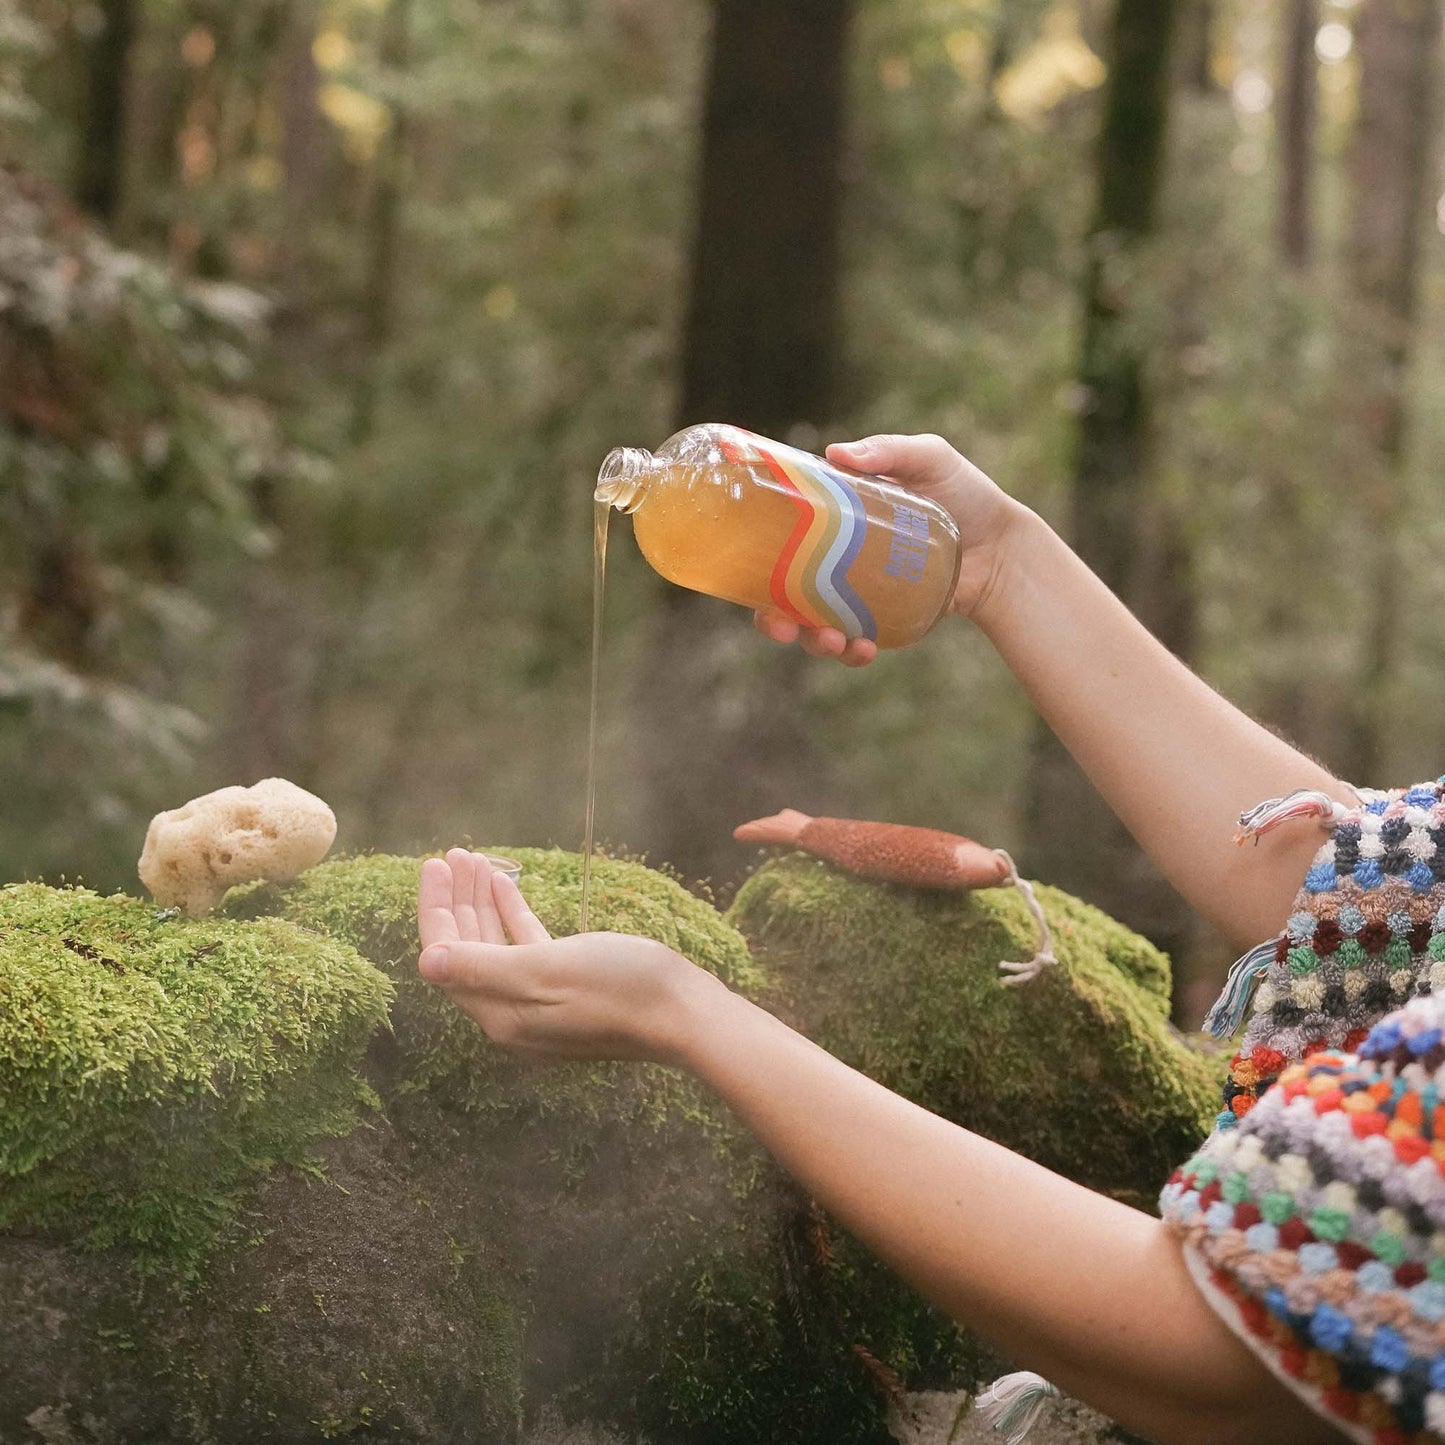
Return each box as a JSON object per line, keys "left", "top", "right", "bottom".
{"left": 0, "top": 155, "right": 318, "bottom": 882}
{"left": 1, "top": 0, "right": 1443, "bottom": 1014}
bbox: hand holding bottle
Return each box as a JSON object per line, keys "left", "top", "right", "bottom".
{"left": 753, "top": 433, "right": 1028, "bottom": 666}
{"left": 599, "top": 424, "right": 968, "bottom": 653}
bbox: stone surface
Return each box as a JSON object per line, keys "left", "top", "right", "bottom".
{"left": 0, "top": 881, "right": 389, "bottom": 1271}
{"left": 887, "top": 1390, "right": 1129, "bottom": 1445}
{"left": 1, "top": 848, "right": 1219, "bottom": 1444}
{"left": 0, "top": 1120, "right": 523, "bottom": 1445}
{"left": 727, "top": 854, "right": 1224, "bottom": 1209}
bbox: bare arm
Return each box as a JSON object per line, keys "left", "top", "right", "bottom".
{"left": 675, "top": 978, "right": 1338, "bottom": 1445}
{"left": 417, "top": 851, "right": 1340, "bottom": 1445}
{"left": 759, "top": 435, "right": 1354, "bottom": 949}
{"left": 973, "top": 506, "right": 1350, "bottom": 948}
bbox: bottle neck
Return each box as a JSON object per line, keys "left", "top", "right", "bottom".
{"left": 595, "top": 447, "right": 653, "bottom": 513}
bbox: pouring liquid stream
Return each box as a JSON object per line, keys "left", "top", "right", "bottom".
{"left": 579, "top": 498, "right": 609, "bottom": 932}
{"left": 580, "top": 426, "right": 961, "bottom": 929}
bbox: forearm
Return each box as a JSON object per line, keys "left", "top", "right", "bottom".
{"left": 976, "top": 508, "right": 1353, "bottom": 947}
{"left": 674, "top": 980, "right": 1335, "bottom": 1445}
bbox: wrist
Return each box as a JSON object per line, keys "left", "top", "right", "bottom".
{"left": 966, "top": 501, "right": 1052, "bottom": 636}
{"left": 655, "top": 955, "right": 736, "bottom": 1069}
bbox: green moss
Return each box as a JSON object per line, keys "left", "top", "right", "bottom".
{"left": 626, "top": 1184, "right": 1000, "bottom": 1445}
{"left": 727, "top": 855, "right": 1224, "bottom": 1208}
{"left": 228, "top": 849, "right": 763, "bottom": 1129}
{"left": 0, "top": 882, "right": 391, "bottom": 1273}
{"left": 619, "top": 856, "right": 1226, "bottom": 1439}
{"left": 229, "top": 851, "right": 816, "bottom": 1432}
{"left": 2, "top": 849, "right": 1213, "bottom": 1440}
{"left": 1026, "top": 885, "right": 1173, "bottom": 1006}
{"left": 1, "top": 1122, "right": 526, "bottom": 1443}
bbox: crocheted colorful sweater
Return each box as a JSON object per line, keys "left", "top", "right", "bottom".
{"left": 1161, "top": 779, "right": 1445, "bottom": 1444}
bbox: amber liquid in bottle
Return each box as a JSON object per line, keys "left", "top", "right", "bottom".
{"left": 582, "top": 424, "right": 961, "bottom": 925}
{"left": 597, "top": 424, "right": 960, "bottom": 651}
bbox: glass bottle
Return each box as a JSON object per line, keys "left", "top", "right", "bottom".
{"left": 595, "top": 423, "right": 961, "bottom": 651}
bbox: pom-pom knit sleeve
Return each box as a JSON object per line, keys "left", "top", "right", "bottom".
{"left": 1163, "top": 779, "right": 1445, "bottom": 1443}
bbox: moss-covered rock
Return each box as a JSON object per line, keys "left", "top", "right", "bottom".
{"left": 229, "top": 850, "right": 774, "bottom": 1423}
{"left": 622, "top": 1180, "right": 1006, "bottom": 1445}
{"left": 617, "top": 856, "right": 1225, "bottom": 1444}
{"left": 727, "top": 855, "right": 1224, "bottom": 1208}
{"left": 0, "top": 1119, "right": 525, "bottom": 1444}
{"left": 2, "top": 848, "right": 1222, "bottom": 1445}
{"left": 227, "top": 849, "right": 763, "bottom": 1129}
{"left": 0, "top": 882, "right": 391, "bottom": 1273}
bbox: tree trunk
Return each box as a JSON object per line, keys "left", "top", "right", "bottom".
{"left": 75, "top": 0, "right": 135, "bottom": 223}
{"left": 1178, "top": 0, "right": 1216, "bottom": 93}
{"left": 676, "top": 0, "right": 850, "bottom": 434}
{"left": 1069, "top": 2, "right": 1180, "bottom": 584}
{"left": 1249, "top": 0, "right": 1321, "bottom": 759}
{"left": 1343, "top": 0, "right": 1441, "bottom": 782}
{"left": 635, "top": 0, "right": 853, "bottom": 890}
{"left": 113, "top": 4, "right": 188, "bottom": 245}
{"left": 1278, "top": 0, "right": 1318, "bottom": 270}
{"left": 1022, "top": 0, "right": 1187, "bottom": 956}
{"left": 351, "top": 0, "right": 413, "bottom": 445}
{"left": 280, "top": 4, "right": 325, "bottom": 235}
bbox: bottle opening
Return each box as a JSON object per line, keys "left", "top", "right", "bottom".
{"left": 595, "top": 447, "right": 651, "bottom": 512}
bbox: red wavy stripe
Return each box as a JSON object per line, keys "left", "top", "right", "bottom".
{"left": 753, "top": 445, "right": 817, "bottom": 626}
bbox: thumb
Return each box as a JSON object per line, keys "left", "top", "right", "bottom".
{"left": 418, "top": 941, "right": 494, "bottom": 988}
{"left": 826, "top": 433, "right": 956, "bottom": 485}
{"left": 826, "top": 435, "right": 892, "bottom": 471}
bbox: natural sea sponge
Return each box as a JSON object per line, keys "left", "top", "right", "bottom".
{"left": 138, "top": 778, "right": 337, "bottom": 916}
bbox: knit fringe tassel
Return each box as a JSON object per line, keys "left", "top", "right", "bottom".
{"left": 1202, "top": 936, "right": 1279, "bottom": 1039}
{"left": 1234, "top": 788, "right": 1352, "bottom": 846}
{"left": 993, "top": 851, "right": 1058, "bottom": 986}
{"left": 975, "top": 1371, "right": 1060, "bottom": 1445}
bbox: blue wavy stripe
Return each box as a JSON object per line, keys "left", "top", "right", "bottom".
{"left": 804, "top": 461, "right": 876, "bottom": 642}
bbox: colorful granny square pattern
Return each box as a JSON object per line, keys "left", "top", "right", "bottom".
{"left": 1218, "top": 781, "right": 1445, "bottom": 1133}
{"left": 1167, "top": 780, "right": 1445, "bottom": 1443}
{"left": 1164, "top": 993, "right": 1445, "bottom": 1444}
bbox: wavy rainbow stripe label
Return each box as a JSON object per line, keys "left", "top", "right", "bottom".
{"left": 720, "top": 429, "right": 878, "bottom": 642}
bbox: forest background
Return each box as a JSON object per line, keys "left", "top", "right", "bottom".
{"left": 3, "top": 0, "right": 1443, "bottom": 1023}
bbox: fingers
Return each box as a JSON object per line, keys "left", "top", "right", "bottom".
{"left": 418, "top": 858, "right": 462, "bottom": 950}
{"left": 419, "top": 851, "right": 543, "bottom": 966}
{"left": 797, "top": 626, "right": 845, "bottom": 659}
{"left": 826, "top": 432, "right": 959, "bottom": 487}
{"left": 755, "top": 612, "right": 857, "bottom": 655}
{"left": 422, "top": 850, "right": 510, "bottom": 951}
{"left": 753, "top": 609, "right": 843, "bottom": 657}
{"left": 753, "top": 610, "right": 876, "bottom": 668}
{"left": 826, "top": 436, "right": 889, "bottom": 472}
{"left": 753, "top": 611, "right": 799, "bottom": 645}
{"left": 470, "top": 851, "right": 507, "bottom": 945}
{"left": 446, "top": 847, "right": 485, "bottom": 942}
{"left": 493, "top": 872, "right": 551, "bottom": 944}
{"left": 802, "top": 632, "right": 875, "bottom": 666}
